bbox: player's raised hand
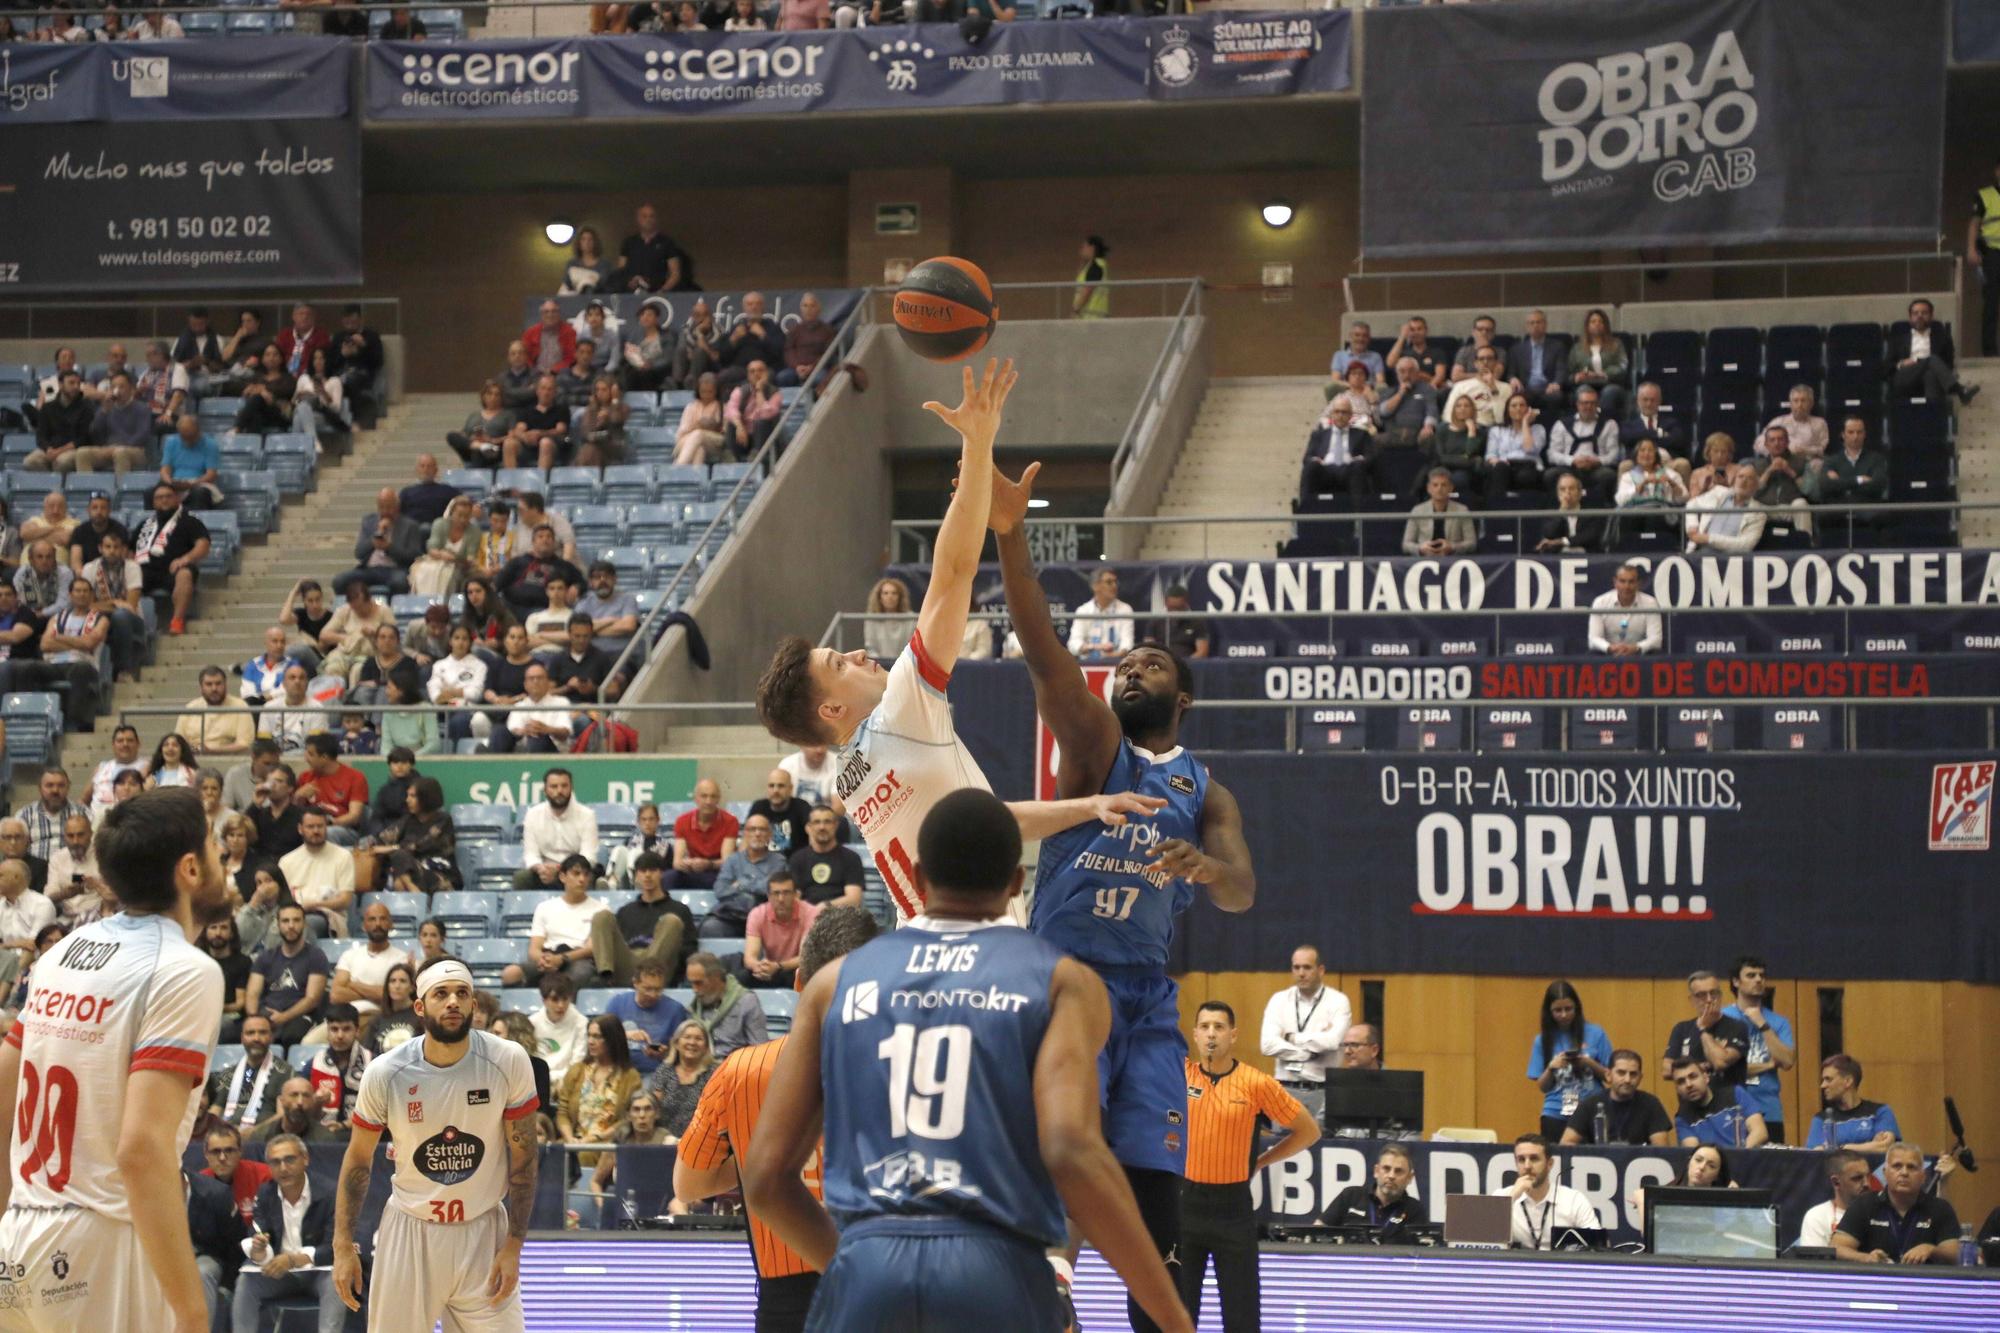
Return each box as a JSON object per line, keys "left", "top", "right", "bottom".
{"left": 922, "top": 357, "right": 1018, "bottom": 451}
{"left": 1088, "top": 791, "right": 1168, "bottom": 827}
{"left": 334, "top": 1245, "right": 366, "bottom": 1311}
{"left": 1145, "top": 838, "right": 1217, "bottom": 884}
{"left": 987, "top": 461, "right": 1041, "bottom": 534}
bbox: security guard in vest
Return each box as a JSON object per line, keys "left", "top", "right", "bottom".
{"left": 1073, "top": 235, "right": 1110, "bottom": 319}
{"left": 1181, "top": 1001, "right": 1320, "bottom": 1331}
{"left": 1970, "top": 156, "right": 2000, "bottom": 357}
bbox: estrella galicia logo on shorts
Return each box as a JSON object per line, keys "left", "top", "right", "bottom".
{"left": 1167, "top": 774, "right": 1196, "bottom": 795}
{"left": 414, "top": 1125, "right": 486, "bottom": 1185}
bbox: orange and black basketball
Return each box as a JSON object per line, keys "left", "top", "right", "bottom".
{"left": 892, "top": 257, "right": 999, "bottom": 362}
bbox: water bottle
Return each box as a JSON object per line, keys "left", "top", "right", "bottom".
{"left": 1593, "top": 1104, "right": 1610, "bottom": 1145}
{"left": 1960, "top": 1223, "right": 1979, "bottom": 1267}
{"left": 622, "top": 1188, "right": 641, "bottom": 1227}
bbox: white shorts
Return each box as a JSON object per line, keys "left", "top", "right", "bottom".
{"left": 370, "top": 1204, "right": 524, "bottom": 1333}
{"left": 0, "top": 1206, "right": 157, "bottom": 1332}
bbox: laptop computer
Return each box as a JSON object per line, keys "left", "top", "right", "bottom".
{"left": 1443, "top": 1193, "right": 1513, "bottom": 1249}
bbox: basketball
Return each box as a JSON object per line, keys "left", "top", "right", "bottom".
{"left": 892, "top": 257, "right": 1000, "bottom": 362}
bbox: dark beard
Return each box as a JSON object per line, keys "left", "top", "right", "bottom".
{"left": 421, "top": 1010, "right": 472, "bottom": 1045}
{"left": 1112, "top": 688, "right": 1177, "bottom": 740}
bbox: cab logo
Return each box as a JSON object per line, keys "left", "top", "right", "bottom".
{"left": 1928, "top": 761, "right": 1994, "bottom": 852}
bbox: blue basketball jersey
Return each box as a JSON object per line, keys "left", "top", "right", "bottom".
{"left": 819, "top": 919, "right": 1067, "bottom": 1250}
{"left": 1031, "top": 740, "right": 1207, "bottom": 968}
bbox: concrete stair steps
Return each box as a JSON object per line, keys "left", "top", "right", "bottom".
{"left": 1142, "top": 375, "right": 1324, "bottom": 561}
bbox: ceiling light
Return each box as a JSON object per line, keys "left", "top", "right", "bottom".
{"left": 544, "top": 220, "right": 576, "bottom": 247}
{"left": 1261, "top": 201, "right": 1295, "bottom": 229}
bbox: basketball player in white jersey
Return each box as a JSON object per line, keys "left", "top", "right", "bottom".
{"left": 0, "top": 787, "right": 232, "bottom": 1333}
{"left": 757, "top": 359, "right": 1161, "bottom": 924}
{"left": 332, "top": 957, "right": 539, "bottom": 1332}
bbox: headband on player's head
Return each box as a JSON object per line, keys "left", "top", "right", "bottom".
{"left": 417, "top": 960, "right": 475, "bottom": 1003}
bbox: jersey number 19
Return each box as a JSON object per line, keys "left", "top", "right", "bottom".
{"left": 877, "top": 1023, "right": 971, "bottom": 1141}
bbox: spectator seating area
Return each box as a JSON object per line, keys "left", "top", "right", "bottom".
{"left": 0, "top": 5, "right": 469, "bottom": 40}
{"left": 1295, "top": 317, "right": 1961, "bottom": 557}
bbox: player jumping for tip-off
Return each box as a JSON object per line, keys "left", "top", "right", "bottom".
{"left": 988, "top": 458, "right": 1256, "bottom": 1333}
{"left": 756, "top": 358, "right": 1164, "bottom": 925}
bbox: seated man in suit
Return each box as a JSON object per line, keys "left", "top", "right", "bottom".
{"left": 1623, "top": 381, "right": 1692, "bottom": 477}
{"left": 1887, "top": 299, "right": 1978, "bottom": 404}
{"left": 185, "top": 1165, "right": 245, "bottom": 1330}
{"left": 1535, "top": 473, "right": 1607, "bottom": 553}
{"left": 1402, "top": 469, "right": 1476, "bottom": 557}
{"left": 230, "top": 1133, "right": 349, "bottom": 1333}
{"left": 1298, "top": 399, "right": 1372, "bottom": 504}
{"left": 1820, "top": 414, "right": 1892, "bottom": 535}
{"left": 1505, "top": 309, "right": 1567, "bottom": 421}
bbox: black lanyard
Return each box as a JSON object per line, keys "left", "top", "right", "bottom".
{"left": 1295, "top": 988, "right": 1325, "bottom": 1034}
{"left": 1519, "top": 1194, "right": 1550, "bottom": 1249}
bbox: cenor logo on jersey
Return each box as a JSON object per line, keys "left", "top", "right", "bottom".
{"left": 414, "top": 1125, "right": 485, "bottom": 1184}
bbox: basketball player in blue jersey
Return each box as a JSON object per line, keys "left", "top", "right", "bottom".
{"left": 988, "top": 464, "right": 1256, "bottom": 1332}
{"left": 745, "top": 790, "right": 1193, "bottom": 1333}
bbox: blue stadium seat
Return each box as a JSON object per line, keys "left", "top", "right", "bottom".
{"left": 591, "top": 802, "right": 638, "bottom": 844}
{"left": 757, "top": 989, "right": 798, "bottom": 1035}
{"left": 1826, "top": 323, "right": 1885, "bottom": 390}
{"left": 451, "top": 804, "right": 515, "bottom": 841}
{"left": 502, "top": 891, "right": 543, "bottom": 938}
{"left": 1702, "top": 327, "right": 1761, "bottom": 390}
{"left": 1764, "top": 325, "right": 1824, "bottom": 382}
{"left": 594, "top": 545, "right": 651, "bottom": 582}
{"left": 626, "top": 428, "right": 676, "bottom": 466}
{"left": 459, "top": 938, "right": 528, "bottom": 987}
{"left": 3, "top": 693, "right": 62, "bottom": 765}
{"left": 359, "top": 891, "right": 426, "bottom": 935}
{"left": 669, "top": 889, "right": 716, "bottom": 922}
{"left": 471, "top": 844, "right": 527, "bottom": 892}
{"left": 6, "top": 472, "right": 56, "bottom": 498}
{"left": 576, "top": 988, "right": 619, "bottom": 1017}
{"left": 624, "top": 503, "right": 680, "bottom": 548}
{"left": 443, "top": 468, "right": 488, "bottom": 496}
{"left": 549, "top": 467, "right": 600, "bottom": 508}
{"left": 494, "top": 468, "right": 547, "bottom": 497}
{"left": 1639, "top": 330, "right": 1702, "bottom": 397}
{"left": 429, "top": 890, "right": 499, "bottom": 938}
{"left": 497, "top": 988, "right": 540, "bottom": 1015}
{"left": 654, "top": 465, "right": 707, "bottom": 507}
{"left": 649, "top": 544, "right": 699, "bottom": 591}
{"left": 601, "top": 465, "right": 655, "bottom": 507}
{"left": 569, "top": 505, "right": 625, "bottom": 560}
{"left": 288, "top": 1044, "right": 326, "bottom": 1070}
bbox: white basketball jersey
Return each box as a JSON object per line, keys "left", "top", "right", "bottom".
{"left": 351, "top": 1030, "right": 539, "bottom": 1223}
{"left": 6, "top": 913, "right": 222, "bottom": 1221}
{"left": 837, "top": 632, "right": 991, "bottom": 924}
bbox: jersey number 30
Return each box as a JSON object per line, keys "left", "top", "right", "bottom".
{"left": 16, "top": 1060, "right": 79, "bottom": 1192}
{"left": 877, "top": 1024, "right": 971, "bottom": 1141}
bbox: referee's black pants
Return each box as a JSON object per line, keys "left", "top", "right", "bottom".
{"left": 757, "top": 1271, "right": 818, "bottom": 1333}
{"left": 1178, "top": 1180, "right": 1259, "bottom": 1332}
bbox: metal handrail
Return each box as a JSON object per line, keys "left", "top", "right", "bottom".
{"left": 112, "top": 699, "right": 758, "bottom": 728}
{"left": 1108, "top": 278, "right": 1203, "bottom": 496}
{"left": 1342, "top": 251, "right": 1959, "bottom": 310}
{"left": 0, "top": 297, "right": 404, "bottom": 342}
{"left": 599, "top": 290, "right": 877, "bottom": 697}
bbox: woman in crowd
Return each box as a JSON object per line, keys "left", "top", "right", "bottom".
{"left": 647, "top": 1019, "right": 717, "bottom": 1138}
{"left": 560, "top": 226, "right": 613, "bottom": 294}
{"left": 1688, "top": 432, "right": 1739, "bottom": 499}
{"left": 1631, "top": 1143, "right": 1736, "bottom": 1213}
{"left": 367, "top": 962, "right": 423, "bottom": 1053}
{"left": 460, "top": 575, "right": 518, "bottom": 647}
{"left": 378, "top": 776, "right": 459, "bottom": 893}
{"left": 1428, "top": 390, "right": 1488, "bottom": 503}
{"left": 579, "top": 375, "right": 630, "bottom": 468}
{"left": 864, "top": 576, "right": 917, "bottom": 660}
{"left": 6, "top": 924, "right": 68, "bottom": 1012}
{"left": 558, "top": 1016, "right": 642, "bottom": 1168}
{"left": 295, "top": 345, "right": 351, "bottom": 442}
{"left": 674, "top": 372, "right": 727, "bottom": 466}
{"left": 621, "top": 303, "right": 677, "bottom": 393}
{"left": 234, "top": 861, "right": 298, "bottom": 955}
{"left": 723, "top": 359, "right": 783, "bottom": 461}
{"left": 278, "top": 577, "right": 332, "bottom": 672}
{"left": 1617, "top": 437, "right": 1689, "bottom": 509}
{"left": 447, "top": 380, "right": 522, "bottom": 469}
{"left": 198, "top": 770, "right": 228, "bottom": 842}
{"left": 430, "top": 623, "right": 490, "bottom": 743}
{"left": 495, "top": 1011, "right": 555, "bottom": 1122}
{"left": 234, "top": 343, "right": 298, "bottom": 435}
{"left": 591, "top": 1089, "right": 673, "bottom": 1202}
{"left": 204, "top": 916, "right": 253, "bottom": 1044}
{"left": 378, "top": 675, "right": 440, "bottom": 757}
{"left": 724, "top": 0, "right": 767, "bottom": 27}
{"left": 411, "top": 494, "right": 480, "bottom": 599}
{"left": 1568, "top": 308, "right": 1632, "bottom": 420}
{"left": 353, "top": 621, "right": 422, "bottom": 710}
{"left": 218, "top": 812, "right": 259, "bottom": 903}
{"left": 475, "top": 623, "right": 539, "bottom": 743}
{"left": 1526, "top": 979, "right": 1613, "bottom": 1141}
{"left": 147, "top": 733, "right": 201, "bottom": 789}
{"left": 1332, "top": 359, "right": 1380, "bottom": 431}
{"left": 416, "top": 917, "right": 449, "bottom": 966}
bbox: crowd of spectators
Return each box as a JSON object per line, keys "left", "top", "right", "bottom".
{"left": 1303, "top": 301, "right": 1967, "bottom": 554}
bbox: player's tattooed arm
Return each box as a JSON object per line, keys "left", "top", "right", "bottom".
{"left": 1148, "top": 779, "right": 1255, "bottom": 912}
{"left": 332, "top": 1123, "right": 383, "bottom": 1312}
{"left": 504, "top": 1110, "right": 540, "bottom": 1241}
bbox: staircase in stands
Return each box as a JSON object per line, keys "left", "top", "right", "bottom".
{"left": 27, "top": 395, "right": 466, "bottom": 801}
{"left": 1139, "top": 376, "right": 1323, "bottom": 562}
{"left": 1955, "top": 358, "right": 1998, "bottom": 548}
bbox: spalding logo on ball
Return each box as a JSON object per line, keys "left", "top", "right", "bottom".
{"left": 893, "top": 257, "right": 999, "bottom": 362}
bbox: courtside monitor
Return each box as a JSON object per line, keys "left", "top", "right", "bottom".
{"left": 1644, "top": 1186, "right": 1779, "bottom": 1260}
{"left": 1320, "top": 1069, "right": 1423, "bottom": 1131}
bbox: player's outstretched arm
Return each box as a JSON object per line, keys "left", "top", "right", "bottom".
{"left": 1037, "top": 959, "right": 1195, "bottom": 1333}
{"left": 332, "top": 1122, "right": 383, "bottom": 1312}
{"left": 1147, "top": 779, "right": 1255, "bottom": 914}
{"left": 915, "top": 357, "right": 1017, "bottom": 677}
{"left": 1005, "top": 792, "right": 1167, "bottom": 844}
{"left": 742, "top": 959, "right": 841, "bottom": 1270}
{"left": 120, "top": 1068, "right": 216, "bottom": 1332}
{"left": 991, "top": 466, "right": 1121, "bottom": 798}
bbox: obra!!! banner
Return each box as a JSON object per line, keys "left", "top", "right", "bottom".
{"left": 364, "top": 13, "right": 1351, "bottom": 121}
{"left": 1360, "top": 0, "right": 1945, "bottom": 256}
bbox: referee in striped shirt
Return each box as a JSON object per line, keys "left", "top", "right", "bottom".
{"left": 1181, "top": 1001, "right": 1321, "bottom": 1330}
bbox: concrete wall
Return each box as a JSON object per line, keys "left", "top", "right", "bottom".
{"left": 1105, "top": 316, "right": 1212, "bottom": 560}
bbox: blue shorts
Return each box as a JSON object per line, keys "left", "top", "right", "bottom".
{"left": 805, "top": 1216, "right": 1063, "bottom": 1333}
{"left": 1096, "top": 967, "right": 1186, "bottom": 1175}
